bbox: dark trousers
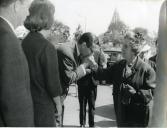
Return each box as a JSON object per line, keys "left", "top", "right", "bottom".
{"left": 78, "top": 86, "right": 97, "bottom": 127}
{"left": 113, "top": 93, "right": 125, "bottom": 127}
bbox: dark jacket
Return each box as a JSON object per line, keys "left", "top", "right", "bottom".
{"left": 94, "top": 57, "right": 156, "bottom": 126}
{"left": 57, "top": 41, "right": 86, "bottom": 94}
{"left": 0, "top": 17, "right": 34, "bottom": 126}
{"left": 77, "top": 49, "right": 106, "bottom": 87}
{"left": 22, "top": 32, "right": 62, "bottom": 126}
{"left": 95, "top": 57, "right": 155, "bottom": 92}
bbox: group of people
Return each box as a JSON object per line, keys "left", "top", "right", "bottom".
{"left": 0, "top": 0, "right": 166, "bottom": 127}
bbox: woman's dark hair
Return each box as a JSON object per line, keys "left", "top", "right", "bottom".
{"left": 78, "top": 32, "right": 94, "bottom": 48}
{"left": 24, "top": 0, "right": 55, "bottom": 32}
{"left": 0, "top": 0, "right": 25, "bottom": 7}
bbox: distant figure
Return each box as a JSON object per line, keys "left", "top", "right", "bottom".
{"left": 0, "top": 0, "right": 34, "bottom": 126}
{"left": 22, "top": 0, "right": 62, "bottom": 126}
{"left": 150, "top": 0, "right": 167, "bottom": 127}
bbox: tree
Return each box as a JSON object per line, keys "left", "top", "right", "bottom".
{"left": 133, "top": 27, "right": 148, "bottom": 44}
{"left": 101, "top": 9, "right": 129, "bottom": 47}
{"left": 48, "top": 20, "right": 70, "bottom": 45}
{"left": 73, "top": 24, "right": 83, "bottom": 42}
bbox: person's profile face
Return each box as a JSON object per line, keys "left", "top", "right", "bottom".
{"left": 78, "top": 42, "right": 93, "bottom": 58}
{"left": 122, "top": 41, "right": 133, "bottom": 61}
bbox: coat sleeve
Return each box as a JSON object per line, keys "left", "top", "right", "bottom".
{"left": 132, "top": 65, "right": 156, "bottom": 105}
{"left": 40, "top": 43, "right": 62, "bottom": 98}
{"left": 57, "top": 49, "right": 86, "bottom": 86}
{"left": 93, "top": 61, "right": 125, "bottom": 83}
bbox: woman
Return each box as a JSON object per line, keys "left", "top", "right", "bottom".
{"left": 22, "top": 0, "right": 62, "bottom": 126}
{"left": 94, "top": 32, "right": 156, "bottom": 127}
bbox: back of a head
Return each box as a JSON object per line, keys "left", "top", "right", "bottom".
{"left": 78, "top": 32, "right": 94, "bottom": 48}
{"left": 0, "top": 0, "right": 25, "bottom": 8}
{"left": 24, "top": 0, "right": 55, "bottom": 32}
{"left": 0, "top": 0, "right": 15, "bottom": 7}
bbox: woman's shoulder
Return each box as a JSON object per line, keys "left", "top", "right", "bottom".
{"left": 24, "top": 32, "right": 47, "bottom": 44}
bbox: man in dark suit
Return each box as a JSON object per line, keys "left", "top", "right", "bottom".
{"left": 57, "top": 32, "right": 97, "bottom": 126}
{"left": 0, "top": 0, "right": 34, "bottom": 126}
{"left": 77, "top": 48, "right": 106, "bottom": 127}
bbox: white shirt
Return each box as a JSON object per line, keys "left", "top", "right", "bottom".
{"left": 0, "top": 16, "right": 15, "bottom": 33}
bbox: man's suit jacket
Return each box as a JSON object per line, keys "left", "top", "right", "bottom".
{"left": 0, "top": 17, "right": 34, "bottom": 126}
{"left": 77, "top": 49, "right": 106, "bottom": 88}
{"left": 57, "top": 41, "right": 85, "bottom": 94}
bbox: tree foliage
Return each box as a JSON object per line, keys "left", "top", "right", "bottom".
{"left": 48, "top": 20, "right": 70, "bottom": 44}
{"left": 133, "top": 27, "right": 148, "bottom": 44}
{"left": 133, "top": 27, "right": 156, "bottom": 46}
{"left": 108, "top": 20, "right": 128, "bottom": 34}
{"left": 100, "top": 10, "right": 129, "bottom": 47}
{"left": 101, "top": 20, "right": 128, "bottom": 47}
{"left": 73, "top": 24, "right": 83, "bottom": 42}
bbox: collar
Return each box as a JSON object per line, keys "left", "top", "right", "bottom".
{"left": 128, "top": 56, "right": 137, "bottom": 68}
{"left": 0, "top": 16, "right": 15, "bottom": 32}
{"left": 131, "top": 56, "right": 137, "bottom": 67}
{"left": 74, "top": 40, "right": 80, "bottom": 57}
{"left": 132, "top": 56, "right": 143, "bottom": 70}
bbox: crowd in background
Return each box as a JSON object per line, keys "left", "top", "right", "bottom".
{"left": 0, "top": 0, "right": 166, "bottom": 127}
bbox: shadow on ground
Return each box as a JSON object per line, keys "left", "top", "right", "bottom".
{"left": 63, "top": 125, "right": 79, "bottom": 127}
{"left": 95, "top": 104, "right": 117, "bottom": 127}
{"left": 95, "top": 120, "right": 117, "bottom": 127}
{"left": 95, "top": 104, "right": 116, "bottom": 120}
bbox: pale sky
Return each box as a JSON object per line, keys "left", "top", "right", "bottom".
{"left": 50, "top": 0, "right": 164, "bottom": 36}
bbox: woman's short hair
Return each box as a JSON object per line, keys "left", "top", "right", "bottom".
{"left": 0, "top": 0, "right": 25, "bottom": 7}
{"left": 124, "top": 31, "right": 141, "bottom": 55}
{"left": 24, "top": 0, "right": 55, "bottom": 32}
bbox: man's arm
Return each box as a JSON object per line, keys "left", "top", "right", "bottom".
{"left": 59, "top": 54, "right": 87, "bottom": 85}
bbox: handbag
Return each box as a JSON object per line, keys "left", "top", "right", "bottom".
{"left": 131, "top": 89, "right": 153, "bottom": 105}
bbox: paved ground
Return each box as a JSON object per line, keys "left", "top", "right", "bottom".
{"left": 63, "top": 85, "right": 117, "bottom": 127}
